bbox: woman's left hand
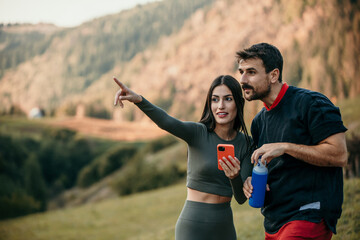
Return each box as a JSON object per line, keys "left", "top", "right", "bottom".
{"left": 113, "top": 77, "right": 142, "bottom": 107}
{"left": 219, "top": 156, "right": 240, "bottom": 179}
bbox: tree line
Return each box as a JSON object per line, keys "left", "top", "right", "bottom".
{"left": 0, "top": 127, "right": 185, "bottom": 220}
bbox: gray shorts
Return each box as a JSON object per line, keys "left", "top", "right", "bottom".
{"left": 175, "top": 200, "right": 236, "bottom": 240}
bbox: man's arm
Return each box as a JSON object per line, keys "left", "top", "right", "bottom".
{"left": 251, "top": 132, "right": 348, "bottom": 167}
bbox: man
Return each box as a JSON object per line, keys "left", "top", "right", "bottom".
{"left": 237, "top": 43, "right": 348, "bottom": 239}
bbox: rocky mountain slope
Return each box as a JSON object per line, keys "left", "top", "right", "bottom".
{"left": 0, "top": 0, "right": 359, "bottom": 124}
{"left": 80, "top": 0, "right": 360, "bottom": 124}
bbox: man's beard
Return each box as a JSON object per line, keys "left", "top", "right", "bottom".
{"left": 242, "top": 83, "right": 271, "bottom": 101}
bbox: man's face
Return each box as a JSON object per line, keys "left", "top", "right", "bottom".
{"left": 238, "top": 58, "right": 271, "bottom": 101}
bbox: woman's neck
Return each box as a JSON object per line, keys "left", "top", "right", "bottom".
{"left": 214, "top": 125, "right": 237, "bottom": 141}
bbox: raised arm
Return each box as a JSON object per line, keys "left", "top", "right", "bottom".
{"left": 113, "top": 77, "right": 199, "bottom": 143}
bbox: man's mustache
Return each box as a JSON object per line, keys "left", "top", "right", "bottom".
{"left": 241, "top": 84, "right": 254, "bottom": 90}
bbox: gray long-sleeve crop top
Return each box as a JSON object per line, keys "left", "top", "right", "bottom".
{"left": 135, "top": 97, "right": 253, "bottom": 202}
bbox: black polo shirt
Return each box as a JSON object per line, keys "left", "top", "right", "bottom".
{"left": 251, "top": 85, "right": 347, "bottom": 234}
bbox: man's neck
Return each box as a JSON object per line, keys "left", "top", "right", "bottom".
{"left": 262, "top": 82, "right": 283, "bottom": 109}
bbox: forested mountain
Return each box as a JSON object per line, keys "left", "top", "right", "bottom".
{"left": 0, "top": 0, "right": 215, "bottom": 115}
{"left": 0, "top": 23, "right": 59, "bottom": 78}
{"left": 76, "top": 0, "right": 360, "bottom": 124}
{"left": 0, "top": 0, "right": 359, "bottom": 122}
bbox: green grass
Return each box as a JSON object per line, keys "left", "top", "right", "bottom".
{"left": 0, "top": 116, "right": 47, "bottom": 140}
{"left": 0, "top": 178, "right": 359, "bottom": 240}
{"left": 334, "top": 178, "right": 360, "bottom": 240}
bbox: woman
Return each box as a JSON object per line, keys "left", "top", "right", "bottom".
{"left": 113, "top": 75, "right": 253, "bottom": 240}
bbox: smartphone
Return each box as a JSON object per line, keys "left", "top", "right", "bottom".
{"left": 217, "top": 144, "right": 235, "bottom": 170}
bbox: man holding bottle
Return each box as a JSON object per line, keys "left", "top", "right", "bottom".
{"left": 236, "top": 43, "right": 348, "bottom": 239}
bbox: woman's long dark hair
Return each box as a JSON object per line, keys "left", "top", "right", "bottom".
{"left": 199, "top": 75, "right": 252, "bottom": 153}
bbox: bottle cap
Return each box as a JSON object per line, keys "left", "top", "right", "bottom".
{"left": 254, "top": 156, "right": 267, "bottom": 173}
{"left": 257, "top": 156, "right": 266, "bottom": 167}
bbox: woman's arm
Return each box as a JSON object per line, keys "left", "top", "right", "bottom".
{"left": 220, "top": 139, "right": 254, "bottom": 204}
{"left": 230, "top": 175, "right": 247, "bottom": 204}
{"left": 113, "top": 77, "right": 198, "bottom": 142}
{"left": 220, "top": 156, "right": 248, "bottom": 204}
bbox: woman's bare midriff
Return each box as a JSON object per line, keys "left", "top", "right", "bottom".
{"left": 187, "top": 187, "right": 232, "bottom": 203}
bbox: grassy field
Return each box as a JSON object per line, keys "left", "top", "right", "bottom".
{"left": 0, "top": 178, "right": 359, "bottom": 240}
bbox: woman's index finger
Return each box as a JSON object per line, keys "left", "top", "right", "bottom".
{"left": 113, "top": 77, "right": 125, "bottom": 89}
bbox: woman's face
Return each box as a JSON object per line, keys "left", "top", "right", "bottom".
{"left": 211, "top": 84, "right": 237, "bottom": 128}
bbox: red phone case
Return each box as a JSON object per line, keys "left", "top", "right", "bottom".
{"left": 217, "top": 144, "right": 235, "bottom": 170}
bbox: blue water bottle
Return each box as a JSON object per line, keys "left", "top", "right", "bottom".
{"left": 249, "top": 158, "right": 268, "bottom": 208}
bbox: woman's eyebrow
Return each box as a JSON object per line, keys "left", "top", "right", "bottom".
{"left": 212, "top": 94, "right": 233, "bottom": 97}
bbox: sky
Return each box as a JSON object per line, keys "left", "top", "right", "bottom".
{"left": 0, "top": 0, "right": 158, "bottom": 27}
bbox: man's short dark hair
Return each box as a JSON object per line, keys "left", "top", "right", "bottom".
{"left": 236, "top": 43, "right": 283, "bottom": 82}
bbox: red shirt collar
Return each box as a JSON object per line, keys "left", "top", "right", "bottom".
{"left": 264, "top": 83, "right": 289, "bottom": 111}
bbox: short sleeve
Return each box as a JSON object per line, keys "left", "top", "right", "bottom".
{"left": 306, "top": 93, "right": 347, "bottom": 144}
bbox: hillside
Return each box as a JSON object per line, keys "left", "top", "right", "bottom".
{"left": 0, "top": 0, "right": 215, "bottom": 115}
{"left": 0, "top": 0, "right": 359, "bottom": 123}
{"left": 61, "top": 0, "right": 360, "bottom": 126}
{"left": 0, "top": 178, "right": 359, "bottom": 240}
{"left": 0, "top": 23, "right": 60, "bottom": 78}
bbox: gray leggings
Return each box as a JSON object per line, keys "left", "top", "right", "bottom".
{"left": 175, "top": 200, "right": 236, "bottom": 240}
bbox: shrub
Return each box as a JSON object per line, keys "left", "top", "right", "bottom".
{"left": 98, "top": 145, "right": 138, "bottom": 177}
{"left": 76, "top": 165, "right": 99, "bottom": 188}
{"left": 0, "top": 191, "right": 41, "bottom": 220}
{"left": 113, "top": 161, "right": 185, "bottom": 196}
{"left": 23, "top": 154, "right": 47, "bottom": 211}
{"left": 42, "top": 128, "right": 76, "bottom": 142}
{"left": 110, "top": 135, "right": 185, "bottom": 196}
{"left": 141, "top": 135, "right": 178, "bottom": 154}
{"left": 77, "top": 144, "right": 138, "bottom": 188}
